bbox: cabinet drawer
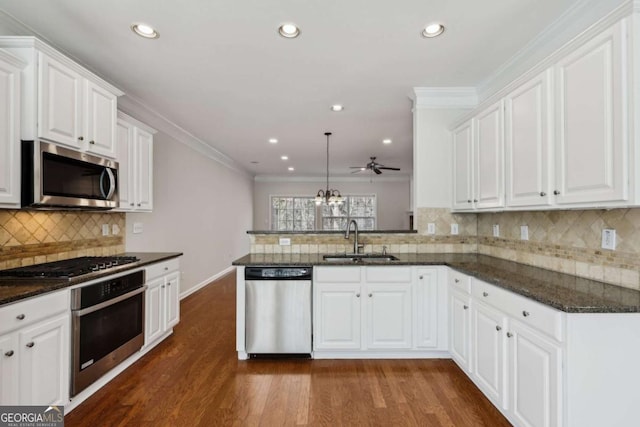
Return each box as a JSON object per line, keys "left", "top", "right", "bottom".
{"left": 145, "top": 258, "right": 180, "bottom": 280}
{"left": 472, "top": 279, "right": 564, "bottom": 342}
{"left": 315, "top": 267, "right": 361, "bottom": 283}
{"left": 0, "top": 290, "right": 69, "bottom": 336}
{"left": 365, "top": 266, "right": 412, "bottom": 283}
{"left": 449, "top": 270, "right": 471, "bottom": 294}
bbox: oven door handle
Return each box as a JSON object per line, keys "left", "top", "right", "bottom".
{"left": 72, "top": 285, "right": 147, "bottom": 317}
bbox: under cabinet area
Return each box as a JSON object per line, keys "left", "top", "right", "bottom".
{"left": 117, "top": 112, "right": 155, "bottom": 212}
{"left": 144, "top": 258, "right": 180, "bottom": 349}
{"left": 0, "top": 289, "right": 69, "bottom": 406}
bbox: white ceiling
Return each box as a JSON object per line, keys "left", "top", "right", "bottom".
{"left": 0, "top": 0, "right": 584, "bottom": 177}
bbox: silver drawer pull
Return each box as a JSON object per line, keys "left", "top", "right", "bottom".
{"left": 4, "top": 350, "right": 14, "bottom": 357}
{"left": 522, "top": 311, "right": 530, "bottom": 317}
{"left": 26, "top": 342, "right": 34, "bottom": 348}
{"left": 482, "top": 292, "right": 488, "bottom": 297}
{"left": 16, "top": 314, "right": 25, "bottom": 320}
{"left": 368, "top": 293, "right": 373, "bottom": 297}
{"left": 496, "top": 326, "right": 502, "bottom": 331}
{"left": 454, "top": 279, "right": 459, "bottom": 283}
{"left": 506, "top": 332, "right": 513, "bottom": 338}
{"left": 463, "top": 305, "right": 468, "bottom": 310}
{"left": 356, "top": 293, "right": 360, "bottom": 298}
{"left": 419, "top": 275, "right": 423, "bottom": 280}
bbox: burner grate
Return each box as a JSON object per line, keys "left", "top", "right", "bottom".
{"left": 0, "top": 256, "right": 139, "bottom": 279}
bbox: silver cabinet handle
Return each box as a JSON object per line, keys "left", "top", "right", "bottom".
{"left": 356, "top": 293, "right": 360, "bottom": 298}
{"left": 164, "top": 267, "right": 169, "bottom": 271}
{"left": 419, "top": 275, "right": 423, "bottom": 280}
{"left": 496, "top": 326, "right": 502, "bottom": 331}
{"left": 483, "top": 292, "right": 488, "bottom": 297}
{"left": 473, "top": 199, "right": 478, "bottom": 203}
{"left": 4, "top": 350, "right": 14, "bottom": 357}
{"left": 368, "top": 293, "right": 373, "bottom": 297}
{"left": 137, "top": 203, "right": 141, "bottom": 207}
{"left": 463, "top": 305, "right": 468, "bottom": 310}
{"left": 467, "top": 200, "right": 472, "bottom": 203}
{"left": 522, "top": 311, "right": 530, "bottom": 317}
{"left": 26, "top": 342, "right": 34, "bottom": 348}
{"left": 89, "top": 140, "right": 95, "bottom": 145}
{"left": 167, "top": 282, "right": 171, "bottom": 287}
{"left": 540, "top": 191, "right": 546, "bottom": 196}
{"left": 78, "top": 136, "right": 84, "bottom": 141}
{"left": 16, "top": 314, "right": 25, "bottom": 320}
{"left": 506, "top": 332, "right": 513, "bottom": 338}
{"left": 454, "top": 279, "right": 459, "bottom": 283}
{"left": 553, "top": 190, "right": 560, "bottom": 195}
{"left": 161, "top": 285, "right": 165, "bottom": 289}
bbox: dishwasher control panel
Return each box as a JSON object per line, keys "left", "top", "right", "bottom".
{"left": 245, "top": 267, "right": 312, "bottom": 280}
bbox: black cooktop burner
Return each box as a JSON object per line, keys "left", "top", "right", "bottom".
{"left": 0, "top": 256, "right": 140, "bottom": 279}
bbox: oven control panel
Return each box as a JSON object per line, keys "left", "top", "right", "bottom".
{"left": 72, "top": 270, "right": 145, "bottom": 310}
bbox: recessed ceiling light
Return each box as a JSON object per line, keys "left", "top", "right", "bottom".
{"left": 278, "top": 23, "right": 300, "bottom": 38}
{"left": 331, "top": 104, "right": 344, "bottom": 112}
{"left": 383, "top": 139, "right": 392, "bottom": 144}
{"left": 131, "top": 23, "right": 159, "bottom": 39}
{"left": 288, "top": 167, "right": 295, "bottom": 171}
{"left": 281, "top": 155, "right": 289, "bottom": 160}
{"left": 269, "top": 138, "right": 278, "bottom": 144}
{"left": 422, "top": 23, "right": 445, "bottom": 38}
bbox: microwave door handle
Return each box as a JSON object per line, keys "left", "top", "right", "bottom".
{"left": 99, "top": 168, "right": 116, "bottom": 200}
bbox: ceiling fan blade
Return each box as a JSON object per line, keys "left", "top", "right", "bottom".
{"left": 378, "top": 167, "right": 401, "bottom": 171}
{"left": 373, "top": 167, "right": 382, "bottom": 175}
{"left": 349, "top": 166, "right": 365, "bottom": 169}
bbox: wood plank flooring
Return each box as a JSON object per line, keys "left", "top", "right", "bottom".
{"left": 65, "top": 270, "right": 511, "bottom": 426}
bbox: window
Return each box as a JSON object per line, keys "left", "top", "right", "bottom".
{"left": 270, "top": 195, "right": 376, "bottom": 231}
{"left": 322, "top": 195, "right": 376, "bottom": 230}
{"left": 271, "top": 197, "right": 316, "bottom": 231}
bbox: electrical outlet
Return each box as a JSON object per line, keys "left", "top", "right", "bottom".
{"left": 492, "top": 224, "right": 500, "bottom": 237}
{"left": 133, "top": 222, "right": 143, "bottom": 234}
{"left": 520, "top": 225, "right": 529, "bottom": 241}
{"left": 602, "top": 229, "right": 616, "bottom": 250}
{"left": 101, "top": 224, "right": 110, "bottom": 236}
{"left": 112, "top": 224, "right": 120, "bottom": 235}
{"left": 279, "top": 237, "right": 291, "bottom": 246}
{"left": 427, "top": 223, "right": 436, "bottom": 235}
{"left": 451, "top": 223, "right": 459, "bottom": 235}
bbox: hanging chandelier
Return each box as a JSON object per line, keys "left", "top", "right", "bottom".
{"left": 315, "top": 132, "right": 344, "bottom": 206}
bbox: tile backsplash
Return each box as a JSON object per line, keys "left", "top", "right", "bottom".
{"left": 0, "top": 210, "right": 125, "bottom": 270}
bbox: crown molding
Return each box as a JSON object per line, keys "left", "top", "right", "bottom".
{"left": 412, "top": 87, "right": 478, "bottom": 109}
{"left": 0, "top": 47, "right": 26, "bottom": 68}
{"left": 254, "top": 175, "right": 411, "bottom": 183}
{"left": 117, "top": 95, "right": 251, "bottom": 177}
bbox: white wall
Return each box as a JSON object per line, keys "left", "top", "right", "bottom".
{"left": 253, "top": 177, "right": 410, "bottom": 230}
{"left": 126, "top": 132, "right": 253, "bottom": 296}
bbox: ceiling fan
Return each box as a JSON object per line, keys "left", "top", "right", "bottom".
{"left": 350, "top": 157, "right": 401, "bottom": 175}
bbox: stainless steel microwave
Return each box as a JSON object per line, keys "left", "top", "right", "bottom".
{"left": 21, "top": 140, "right": 119, "bottom": 209}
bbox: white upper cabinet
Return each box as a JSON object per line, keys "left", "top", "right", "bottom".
{"left": 0, "top": 50, "right": 22, "bottom": 208}
{"left": 452, "top": 120, "right": 475, "bottom": 210}
{"left": 0, "top": 38, "right": 123, "bottom": 157}
{"left": 554, "top": 20, "right": 626, "bottom": 205}
{"left": 475, "top": 101, "right": 505, "bottom": 209}
{"left": 505, "top": 70, "right": 553, "bottom": 208}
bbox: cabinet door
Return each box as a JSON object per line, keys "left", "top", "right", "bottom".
{"left": 38, "top": 53, "right": 83, "bottom": 148}
{"left": 555, "top": 21, "right": 626, "bottom": 205}
{"left": 508, "top": 320, "right": 561, "bottom": 427}
{"left": 0, "top": 333, "right": 18, "bottom": 405}
{"left": 415, "top": 269, "right": 438, "bottom": 348}
{"left": 450, "top": 290, "right": 471, "bottom": 372}
{"left": 472, "top": 301, "right": 507, "bottom": 409}
{"left": 313, "top": 283, "right": 361, "bottom": 350}
{"left": 506, "top": 70, "right": 553, "bottom": 207}
{"left": 116, "top": 119, "right": 135, "bottom": 210}
{"left": 135, "top": 127, "right": 153, "bottom": 211}
{"left": 0, "top": 55, "right": 20, "bottom": 206}
{"left": 145, "top": 277, "right": 164, "bottom": 346}
{"left": 18, "top": 313, "right": 69, "bottom": 405}
{"left": 165, "top": 272, "right": 180, "bottom": 330}
{"left": 85, "top": 80, "right": 117, "bottom": 158}
{"left": 475, "top": 101, "right": 505, "bottom": 209}
{"left": 452, "top": 120, "right": 474, "bottom": 210}
{"left": 366, "top": 283, "right": 412, "bottom": 349}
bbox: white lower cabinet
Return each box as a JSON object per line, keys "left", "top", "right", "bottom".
{"left": 145, "top": 259, "right": 181, "bottom": 348}
{"left": 313, "top": 266, "right": 447, "bottom": 355}
{"left": 0, "top": 290, "right": 69, "bottom": 406}
{"left": 449, "top": 289, "right": 472, "bottom": 372}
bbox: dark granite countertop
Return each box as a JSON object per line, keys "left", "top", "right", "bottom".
{"left": 247, "top": 230, "right": 417, "bottom": 234}
{"left": 232, "top": 253, "right": 640, "bottom": 313}
{"left": 0, "top": 252, "right": 183, "bottom": 307}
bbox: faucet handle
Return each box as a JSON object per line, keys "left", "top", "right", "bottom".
{"left": 382, "top": 245, "right": 387, "bottom": 255}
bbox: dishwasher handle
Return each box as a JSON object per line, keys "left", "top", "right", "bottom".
{"left": 245, "top": 266, "right": 312, "bottom": 281}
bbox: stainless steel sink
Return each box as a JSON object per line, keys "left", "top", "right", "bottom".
{"left": 322, "top": 253, "right": 399, "bottom": 263}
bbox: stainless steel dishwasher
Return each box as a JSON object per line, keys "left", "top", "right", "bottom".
{"left": 245, "top": 266, "right": 312, "bottom": 356}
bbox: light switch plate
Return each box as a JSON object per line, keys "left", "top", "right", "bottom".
{"left": 101, "top": 224, "right": 110, "bottom": 236}
{"left": 451, "top": 223, "right": 459, "bottom": 235}
{"left": 112, "top": 224, "right": 120, "bottom": 235}
{"left": 427, "top": 223, "right": 436, "bottom": 235}
{"left": 492, "top": 224, "right": 500, "bottom": 237}
{"left": 602, "top": 229, "right": 616, "bottom": 250}
{"left": 133, "top": 222, "right": 143, "bottom": 234}
{"left": 520, "top": 225, "right": 529, "bottom": 240}
{"left": 279, "top": 237, "right": 291, "bottom": 246}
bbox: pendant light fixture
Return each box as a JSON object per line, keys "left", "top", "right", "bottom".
{"left": 315, "top": 132, "right": 344, "bottom": 206}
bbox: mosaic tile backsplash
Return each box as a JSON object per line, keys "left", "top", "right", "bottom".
{"left": 0, "top": 210, "right": 125, "bottom": 270}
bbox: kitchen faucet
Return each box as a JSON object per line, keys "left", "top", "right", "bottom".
{"left": 345, "top": 219, "right": 363, "bottom": 254}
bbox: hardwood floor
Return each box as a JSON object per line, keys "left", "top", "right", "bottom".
{"left": 65, "top": 270, "right": 511, "bottom": 427}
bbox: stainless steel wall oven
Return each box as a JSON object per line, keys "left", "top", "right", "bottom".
{"left": 71, "top": 270, "right": 145, "bottom": 396}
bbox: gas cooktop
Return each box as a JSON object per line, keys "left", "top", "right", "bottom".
{"left": 0, "top": 256, "right": 140, "bottom": 279}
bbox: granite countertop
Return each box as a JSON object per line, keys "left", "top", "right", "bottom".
{"left": 0, "top": 252, "right": 183, "bottom": 307}
{"left": 232, "top": 253, "right": 640, "bottom": 313}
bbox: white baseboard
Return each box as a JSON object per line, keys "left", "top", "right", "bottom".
{"left": 179, "top": 265, "right": 235, "bottom": 300}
